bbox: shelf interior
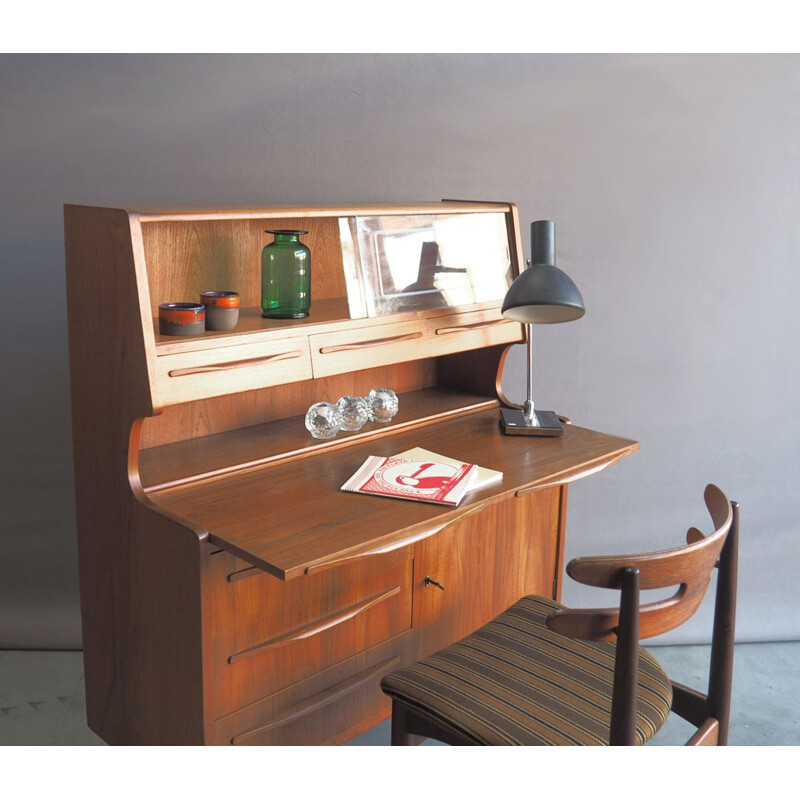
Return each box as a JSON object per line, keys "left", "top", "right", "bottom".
{"left": 141, "top": 215, "right": 347, "bottom": 322}
{"left": 137, "top": 387, "right": 500, "bottom": 494}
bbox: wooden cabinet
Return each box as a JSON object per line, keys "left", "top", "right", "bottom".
{"left": 64, "top": 201, "right": 637, "bottom": 745}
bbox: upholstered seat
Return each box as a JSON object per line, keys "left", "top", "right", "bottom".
{"left": 381, "top": 595, "right": 672, "bottom": 746}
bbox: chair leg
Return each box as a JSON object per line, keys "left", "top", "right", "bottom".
{"left": 609, "top": 567, "right": 640, "bottom": 746}
{"left": 708, "top": 501, "right": 739, "bottom": 745}
{"left": 391, "top": 699, "right": 426, "bottom": 746}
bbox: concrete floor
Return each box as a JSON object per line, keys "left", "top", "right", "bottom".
{"left": 1, "top": 641, "right": 797, "bottom": 746}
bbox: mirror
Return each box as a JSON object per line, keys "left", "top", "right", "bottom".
{"left": 340, "top": 212, "right": 514, "bottom": 318}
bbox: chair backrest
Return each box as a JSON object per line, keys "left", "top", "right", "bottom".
{"left": 547, "top": 484, "right": 734, "bottom": 642}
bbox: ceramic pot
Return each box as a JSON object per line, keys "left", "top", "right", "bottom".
{"left": 159, "top": 302, "right": 205, "bottom": 336}
{"left": 200, "top": 291, "right": 240, "bottom": 331}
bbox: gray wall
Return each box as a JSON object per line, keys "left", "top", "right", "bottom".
{"left": 2, "top": 54, "right": 798, "bottom": 648}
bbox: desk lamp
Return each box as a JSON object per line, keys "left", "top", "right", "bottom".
{"left": 500, "top": 220, "right": 585, "bottom": 436}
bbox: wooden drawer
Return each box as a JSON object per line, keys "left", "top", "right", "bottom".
{"left": 205, "top": 547, "right": 413, "bottom": 718}
{"left": 427, "top": 307, "right": 522, "bottom": 358}
{"left": 155, "top": 334, "right": 312, "bottom": 405}
{"left": 211, "top": 638, "right": 409, "bottom": 745}
{"left": 309, "top": 319, "right": 427, "bottom": 378}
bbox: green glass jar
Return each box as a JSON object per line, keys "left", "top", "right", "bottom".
{"left": 261, "top": 230, "right": 311, "bottom": 318}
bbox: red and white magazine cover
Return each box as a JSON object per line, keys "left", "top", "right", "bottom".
{"left": 341, "top": 455, "right": 478, "bottom": 506}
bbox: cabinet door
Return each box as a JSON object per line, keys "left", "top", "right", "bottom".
{"left": 413, "top": 488, "right": 563, "bottom": 658}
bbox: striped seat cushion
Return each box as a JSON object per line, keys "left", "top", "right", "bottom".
{"left": 381, "top": 595, "right": 672, "bottom": 745}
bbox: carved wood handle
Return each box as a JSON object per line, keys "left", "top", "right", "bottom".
{"left": 435, "top": 319, "right": 509, "bottom": 335}
{"left": 227, "top": 565, "right": 261, "bottom": 583}
{"left": 515, "top": 453, "right": 629, "bottom": 497}
{"left": 231, "top": 657, "right": 400, "bottom": 744}
{"left": 227, "top": 586, "right": 401, "bottom": 665}
{"left": 304, "top": 503, "right": 486, "bottom": 575}
{"left": 319, "top": 331, "right": 422, "bottom": 354}
{"left": 168, "top": 350, "right": 303, "bottom": 377}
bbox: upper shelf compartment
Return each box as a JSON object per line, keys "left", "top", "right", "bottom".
{"left": 131, "top": 202, "right": 524, "bottom": 405}
{"left": 141, "top": 213, "right": 347, "bottom": 346}
{"left": 139, "top": 203, "right": 520, "bottom": 331}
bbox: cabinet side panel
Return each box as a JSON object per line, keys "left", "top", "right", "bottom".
{"left": 127, "top": 509, "right": 206, "bottom": 744}
{"left": 65, "top": 206, "right": 204, "bottom": 744}
{"left": 64, "top": 206, "right": 154, "bottom": 420}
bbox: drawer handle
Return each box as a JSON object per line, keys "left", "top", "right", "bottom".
{"left": 227, "top": 586, "right": 401, "bottom": 665}
{"left": 435, "top": 319, "right": 509, "bottom": 335}
{"left": 304, "top": 503, "right": 486, "bottom": 575}
{"left": 168, "top": 350, "right": 303, "bottom": 377}
{"left": 231, "top": 656, "right": 400, "bottom": 744}
{"left": 319, "top": 331, "right": 422, "bottom": 354}
{"left": 424, "top": 576, "right": 445, "bottom": 591}
{"left": 227, "top": 565, "right": 261, "bottom": 583}
{"left": 515, "top": 454, "right": 629, "bottom": 497}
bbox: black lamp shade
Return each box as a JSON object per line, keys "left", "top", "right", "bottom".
{"left": 502, "top": 264, "right": 585, "bottom": 323}
{"left": 501, "top": 221, "right": 585, "bottom": 324}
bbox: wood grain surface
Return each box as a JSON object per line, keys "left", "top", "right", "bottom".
{"left": 206, "top": 547, "right": 412, "bottom": 716}
{"left": 65, "top": 206, "right": 207, "bottom": 744}
{"left": 152, "top": 409, "right": 637, "bottom": 580}
{"left": 413, "top": 489, "right": 563, "bottom": 658}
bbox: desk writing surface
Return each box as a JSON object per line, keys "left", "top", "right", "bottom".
{"left": 152, "top": 409, "right": 638, "bottom": 580}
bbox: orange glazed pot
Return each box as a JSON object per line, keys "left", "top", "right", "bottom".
{"left": 200, "top": 291, "right": 240, "bottom": 331}
{"left": 159, "top": 302, "right": 206, "bottom": 336}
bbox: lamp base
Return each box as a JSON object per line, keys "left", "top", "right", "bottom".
{"left": 500, "top": 408, "right": 564, "bottom": 437}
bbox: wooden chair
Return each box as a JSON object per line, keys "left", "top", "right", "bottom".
{"left": 381, "top": 484, "right": 739, "bottom": 746}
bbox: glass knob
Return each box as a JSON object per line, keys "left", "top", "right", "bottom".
{"left": 336, "top": 395, "right": 370, "bottom": 432}
{"left": 366, "top": 388, "right": 399, "bottom": 424}
{"left": 305, "top": 401, "right": 342, "bottom": 439}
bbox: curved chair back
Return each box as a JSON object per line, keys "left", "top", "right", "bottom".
{"left": 548, "top": 484, "right": 733, "bottom": 642}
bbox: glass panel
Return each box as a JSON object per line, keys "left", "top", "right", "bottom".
{"left": 340, "top": 212, "right": 514, "bottom": 318}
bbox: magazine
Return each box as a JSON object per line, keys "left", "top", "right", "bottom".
{"left": 341, "top": 454, "right": 479, "bottom": 506}
{"left": 393, "top": 447, "right": 502, "bottom": 492}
